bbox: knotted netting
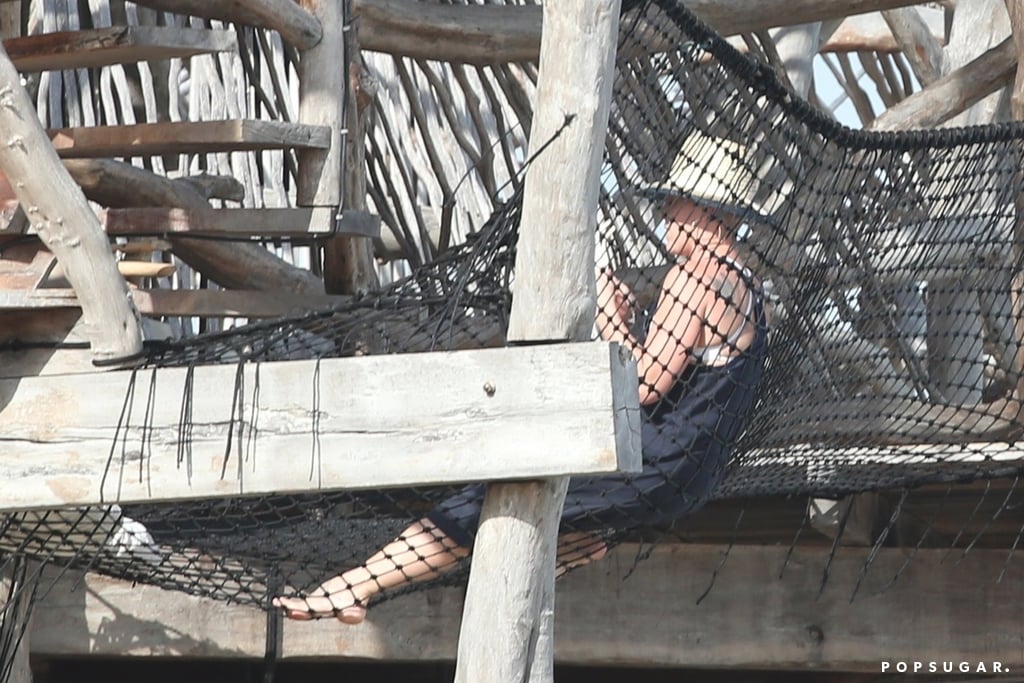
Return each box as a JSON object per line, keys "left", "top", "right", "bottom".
{"left": 4, "top": 0, "right": 1024, "bottom": 624}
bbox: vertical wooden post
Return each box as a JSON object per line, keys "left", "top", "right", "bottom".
{"left": 1005, "top": 0, "right": 1024, "bottom": 403}
{"left": 924, "top": 0, "right": 1007, "bottom": 404}
{"left": 298, "top": 0, "right": 377, "bottom": 295}
{"left": 453, "top": 0, "right": 620, "bottom": 678}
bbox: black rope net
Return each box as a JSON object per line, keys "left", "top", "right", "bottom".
{"left": 4, "top": 0, "right": 1024, "bottom": 625}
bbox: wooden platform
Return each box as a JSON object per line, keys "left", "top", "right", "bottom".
{"left": 0, "top": 341, "right": 640, "bottom": 510}
{"left": 5, "top": 26, "right": 236, "bottom": 72}
{"left": 29, "top": 542, "right": 1024, "bottom": 672}
{"left": 48, "top": 120, "right": 331, "bottom": 158}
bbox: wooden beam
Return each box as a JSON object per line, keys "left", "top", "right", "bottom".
{"left": 352, "top": 0, "right": 927, "bottom": 63}
{"left": 29, "top": 543, "right": 1024, "bottom": 671}
{"left": 99, "top": 207, "right": 380, "bottom": 239}
{"left": 49, "top": 120, "right": 331, "bottom": 159}
{"left": 870, "top": 36, "right": 1016, "bottom": 131}
{"left": 0, "top": 42, "right": 142, "bottom": 362}
{"left": 0, "top": 287, "right": 350, "bottom": 318}
{"left": 354, "top": 0, "right": 542, "bottom": 64}
{"left": 0, "top": 341, "right": 639, "bottom": 511}
{"left": 128, "top": 288, "right": 348, "bottom": 318}
{"left": 128, "top": 0, "right": 322, "bottom": 50}
{"left": 4, "top": 26, "right": 236, "bottom": 72}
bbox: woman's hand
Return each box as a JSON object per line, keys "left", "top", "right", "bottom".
{"left": 596, "top": 268, "right": 634, "bottom": 334}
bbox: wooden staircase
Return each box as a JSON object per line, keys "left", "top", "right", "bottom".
{"left": 0, "top": 5, "right": 377, "bottom": 333}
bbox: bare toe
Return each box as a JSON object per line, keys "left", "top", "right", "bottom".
{"left": 272, "top": 592, "right": 367, "bottom": 623}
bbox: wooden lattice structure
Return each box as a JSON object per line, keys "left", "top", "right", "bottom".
{"left": 4, "top": 1, "right": 1024, "bottom": 682}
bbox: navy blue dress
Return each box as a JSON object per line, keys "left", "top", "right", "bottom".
{"left": 427, "top": 270, "right": 768, "bottom": 546}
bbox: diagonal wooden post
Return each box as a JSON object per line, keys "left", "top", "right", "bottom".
{"left": 453, "top": 0, "right": 621, "bottom": 678}
{"left": 0, "top": 43, "right": 141, "bottom": 363}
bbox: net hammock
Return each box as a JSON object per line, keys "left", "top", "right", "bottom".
{"left": 4, "top": 0, "right": 1024, "bottom": 625}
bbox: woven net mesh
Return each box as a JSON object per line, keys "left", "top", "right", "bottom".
{"left": 4, "top": 0, "right": 1024, "bottom": 626}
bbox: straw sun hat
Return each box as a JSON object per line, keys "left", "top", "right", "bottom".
{"left": 638, "top": 133, "right": 769, "bottom": 224}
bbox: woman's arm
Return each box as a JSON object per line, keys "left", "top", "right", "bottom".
{"left": 635, "top": 265, "right": 706, "bottom": 405}
{"left": 596, "top": 265, "right": 708, "bottom": 405}
{"left": 596, "top": 269, "right": 638, "bottom": 346}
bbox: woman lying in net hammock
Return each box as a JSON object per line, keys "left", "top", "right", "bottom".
{"left": 273, "top": 136, "right": 770, "bottom": 623}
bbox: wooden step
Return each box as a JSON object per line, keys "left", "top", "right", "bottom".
{"left": 5, "top": 26, "right": 236, "bottom": 72}
{"left": 0, "top": 288, "right": 349, "bottom": 318}
{"left": 100, "top": 207, "right": 380, "bottom": 238}
{"left": 48, "top": 119, "right": 331, "bottom": 158}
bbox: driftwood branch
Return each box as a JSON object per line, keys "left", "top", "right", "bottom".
{"left": 869, "top": 36, "right": 1016, "bottom": 131}
{"left": 128, "top": 0, "right": 322, "bottom": 49}
{"left": 64, "top": 159, "right": 324, "bottom": 294}
{"left": 353, "top": 0, "right": 926, "bottom": 63}
{"left": 0, "top": 45, "right": 142, "bottom": 362}
{"left": 882, "top": 6, "right": 945, "bottom": 85}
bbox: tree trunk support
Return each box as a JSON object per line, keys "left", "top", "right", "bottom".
{"left": 301, "top": 0, "right": 378, "bottom": 295}
{"left": 0, "top": 43, "right": 141, "bottom": 363}
{"left": 453, "top": 0, "right": 622, "bottom": 679}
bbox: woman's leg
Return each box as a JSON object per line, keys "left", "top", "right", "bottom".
{"left": 273, "top": 523, "right": 609, "bottom": 624}
{"left": 272, "top": 518, "right": 469, "bottom": 623}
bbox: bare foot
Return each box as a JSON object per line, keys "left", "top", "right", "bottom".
{"left": 272, "top": 576, "right": 369, "bottom": 624}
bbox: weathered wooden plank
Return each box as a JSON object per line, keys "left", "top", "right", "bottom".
{"left": 0, "top": 41, "right": 142, "bottom": 362}
{"left": 0, "top": 288, "right": 348, "bottom": 318}
{"left": 29, "top": 543, "right": 1024, "bottom": 672}
{"left": 296, "top": 0, "right": 343, "bottom": 209}
{"left": 128, "top": 288, "right": 348, "bottom": 317}
{"left": 48, "top": 120, "right": 331, "bottom": 158}
{"left": 0, "top": 341, "right": 640, "bottom": 511}
{"left": 100, "top": 207, "right": 380, "bottom": 239}
{"left": 4, "top": 26, "right": 236, "bottom": 72}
